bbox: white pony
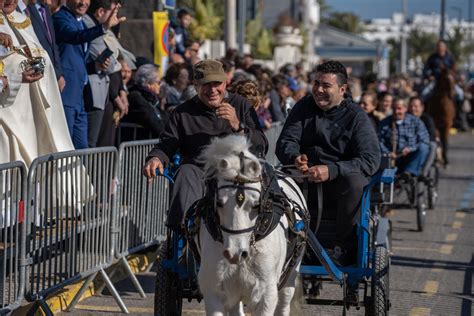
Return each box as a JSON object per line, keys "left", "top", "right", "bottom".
{"left": 193, "top": 135, "right": 307, "bottom": 316}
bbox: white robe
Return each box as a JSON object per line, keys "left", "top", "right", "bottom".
{"left": 0, "top": 12, "right": 91, "bottom": 227}
{"left": 0, "top": 11, "right": 74, "bottom": 166}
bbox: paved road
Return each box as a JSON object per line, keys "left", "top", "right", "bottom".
{"left": 64, "top": 132, "right": 474, "bottom": 315}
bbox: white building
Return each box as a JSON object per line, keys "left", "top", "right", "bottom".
{"left": 362, "top": 12, "right": 474, "bottom": 43}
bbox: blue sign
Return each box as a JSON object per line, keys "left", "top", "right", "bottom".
{"left": 162, "top": 0, "right": 176, "bottom": 9}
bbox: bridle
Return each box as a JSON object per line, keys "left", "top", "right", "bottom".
{"left": 214, "top": 152, "right": 262, "bottom": 237}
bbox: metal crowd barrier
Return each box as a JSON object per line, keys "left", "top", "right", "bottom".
{"left": 24, "top": 148, "right": 130, "bottom": 314}
{"left": 0, "top": 122, "right": 287, "bottom": 315}
{"left": 264, "top": 122, "right": 283, "bottom": 166}
{"left": 0, "top": 161, "right": 27, "bottom": 315}
{"left": 103, "top": 139, "right": 170, "bottom": 299}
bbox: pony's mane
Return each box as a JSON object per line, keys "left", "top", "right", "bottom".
{"left": 201, "top": 135, "right": 258, "bottom": 180}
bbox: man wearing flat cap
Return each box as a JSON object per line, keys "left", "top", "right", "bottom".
{"left": 143, "top": 59, "right": 268, "bottom": 230}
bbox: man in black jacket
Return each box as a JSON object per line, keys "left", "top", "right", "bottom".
{"left": 143, "top": 59, "right": 268, "bottom": 229}
{"left": 276, "top": 61, "right": 380, "bottom": 264}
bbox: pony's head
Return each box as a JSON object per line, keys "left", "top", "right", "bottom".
{"left": 201, "top": 135, "right": 262, "bottom": 264}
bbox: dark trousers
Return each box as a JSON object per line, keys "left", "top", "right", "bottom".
{"left": 167, "top": 164, "right": 205, "bottom": 228}
{"left": 308, "top": 174, "right": 368, "bottom": 251}
{"left": 86, "top": 108, "right": 104, "bottom": 147}
{"left": 97, "top": 101, "right": 116, "bottom": 147}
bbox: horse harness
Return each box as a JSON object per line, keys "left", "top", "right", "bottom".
{"left": 184, "top": 154, "right": 309, "bottom": 290}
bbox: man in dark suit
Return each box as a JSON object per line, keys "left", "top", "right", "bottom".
{"left": 52, "top": 0, "right": 125, "bottom": 149}
{"left": 24, "top": 0, "right": 65, "bottom": 91}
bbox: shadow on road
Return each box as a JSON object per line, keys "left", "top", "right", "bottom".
{"left": 392, "top": 255, "right": 474, "bottom": 273}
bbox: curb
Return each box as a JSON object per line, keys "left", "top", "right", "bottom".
{"left": 13, "top": 249, "right": 158, "bottom": 316}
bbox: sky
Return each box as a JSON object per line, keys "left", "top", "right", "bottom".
{"left": 326, "top": 0, "right": 473, "bottom": 21}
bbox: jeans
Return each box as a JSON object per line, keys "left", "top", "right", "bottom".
{"left": 397, "top": 143, "right": 430, "bottom": 176}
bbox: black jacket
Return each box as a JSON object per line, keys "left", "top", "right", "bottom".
{"left": 122, "top": 85, "right": 167, "bottom": 137}
{"left": 276, "top": 95, "right": 381, "bottom": 180}
{"left": 147, "top": 93, "right": 268, "bottom": 166}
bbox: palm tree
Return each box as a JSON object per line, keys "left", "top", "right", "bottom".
{"left": 407, "top": 28, "right": 438, "bottom": 61}
{"left": 323, "top": 12, "right": 364, "bottom": 34}
{"left": 178, "top": 0, "right": 223, "bottom": 41}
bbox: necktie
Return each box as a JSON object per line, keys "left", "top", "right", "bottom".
{"left": 38, "top": 6, "right": 52, "bottom": 44}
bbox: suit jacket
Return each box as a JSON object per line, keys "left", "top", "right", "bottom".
{"left": 27, "top": 3, "right": 62, "bottom": 79}
{"left": 52, "top": 6, "right": 104, "bottom": 107}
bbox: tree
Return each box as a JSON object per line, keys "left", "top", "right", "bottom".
{"left": 178, "top": 0, "right": 223, "bottom": 41}
{"left": 323, "top": 12, "right": 365, "bottom": 33}
{"left": 407, "top": 28, "right": 438, "bottom": 61}
{"left": 246, "top": 13, "right": 274, "bottom": 59}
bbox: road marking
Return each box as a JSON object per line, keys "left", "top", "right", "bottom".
{"left": 392, "top": 246, "right": 438, "bottom": 252}
{"left": 455, "top": 212, "right": 466, "bottom": 219}
{"left": 439, "top": 245, "right": 453, "bottom": 254}
{"left": 422, "top": 281, "right": 439, "bottom": 297}
{"left": 452, "top": 221, "right": 462, "bottom": 229}
{"left": 445, "top": 233, "right": 458, "bottom": 242}
{"left": 409, "top": 307, "right": 431, "bottom": 316}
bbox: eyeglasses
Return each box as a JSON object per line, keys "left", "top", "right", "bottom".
{"left": 188, "top": 48, "right": 199, "bottom": 53}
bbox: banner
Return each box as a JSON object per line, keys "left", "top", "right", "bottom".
{"left": 153, "top": 11, "right": 169, "bottom": 76}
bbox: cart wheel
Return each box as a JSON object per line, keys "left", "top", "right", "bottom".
{"left": 154, "top": 241, "right": 183, "bottom": 316}
{"left": 427, "top": 166, "right": 438, "bottom": 210}
{"left": 366, "top": 245, "right": 390, "bottom": 316}
{"left": 416, "top": 180, "right": 427, "bottom": 232}
{"left": 427, "top": 185, "right": 438, "bottom": 210}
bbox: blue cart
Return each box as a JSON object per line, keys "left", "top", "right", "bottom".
{"left": 301, "top": 168, "right": 396, "bottom": 315}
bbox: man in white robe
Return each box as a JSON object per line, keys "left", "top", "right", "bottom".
{"left": 0, "top": 0, "right": 74, "bottom": 167}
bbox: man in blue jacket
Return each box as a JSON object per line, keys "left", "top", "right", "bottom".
{"left": 24, "top": 0, "right": 65, "bottom": 91}
{"left": 53, "top": 0, "right": 125, "bottom": 149}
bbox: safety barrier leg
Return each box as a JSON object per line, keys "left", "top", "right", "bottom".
{"left": 120, "top": 256, "right": 146, "bottom": 298}
{"left": 26, "top": 298, "right": 54, "bottom": 316}
{"left": 66, "top": 272, "right": 98, "bottom": 312}
{"left": 95, "top": 268, "right": 117, "bottom": 295}
{"left": 99, "top": 268, "right": 129, "bottom": 313}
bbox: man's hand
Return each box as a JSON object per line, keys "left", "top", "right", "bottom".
{"left": 120, "top": 90, "right": 129, "bottom": 108}
{"left": 22, "top": 69, "right": 43, "bottom": 83}
{"left": 295, "top": 154, "right": 309, "bottom": 173}
{"left": 1, "top": 76, "right": 8, "bottom": 92}
{"left": 57, "top": 76, "right": 65, "bottom": 92}
{"left": 143, "top": 157, "right": 164, "bottom": 181}
{"left": 95, "top": 57, "right": 111, "bottom": 72}
{"left": 306, "top": 165, "right": 329, "bottom": 183}
{"left": 0, "top": 32, "right": 13, "bottom": 49}
{"left": 216, "top": 102, "right": 240, "bottom": 131}
{"left": 103, "top": 4, "right": 126, "bottom": 30}
{"left": 389, "top": 152, "right": 397, "bottom": 159}
{"left": 401, "top": 147, "right": 410, "bottom": 157}
{"left": 114, "top": 95, "right": 128, "bottom": 117}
